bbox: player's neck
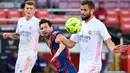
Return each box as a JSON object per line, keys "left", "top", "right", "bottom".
{"left": 26, "top": 16, "right": 33, "bottom": 21}
{"left": 46, "top": 36, "right": 50, "bottom": 40}
{"left": 85, "top": 15, "right": 94, "bottom": 23}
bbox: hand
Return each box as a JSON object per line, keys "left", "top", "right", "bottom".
{"left": 50, "top": 54, "right": 59, "bottom": 63}
{"left": 3, "top": 33, "right": 10, "bottom": 39}
{"left": 113, "top": 45, "right": 128, "bottom": 53}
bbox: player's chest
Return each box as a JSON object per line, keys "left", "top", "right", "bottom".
{"left": 80, "top": 24, "right": 99, "bottom": 37}
{"left": 46, "top": 38, "right": 56, "bottom": 48}
{"left": 78, "top": 25, "right": 100, "bottom": 43}
{"left": 19, "top": 22, "right": 38, "bottom": 33}
{"left": 47, "top": 39, "right": 51, "bottom": 47}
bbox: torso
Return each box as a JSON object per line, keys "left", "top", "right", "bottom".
{"left": 16, "top": 16, "right": 40, "bottom": 56}
{"left": 47, "top": 29, "right": 74, "bottom": 72}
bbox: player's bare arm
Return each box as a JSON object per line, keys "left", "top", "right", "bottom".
{"left": 3, "top": 33, "right": 19, "bottom": 40}
{"left": 50, "top": 42, "right": 66, "bottom": 62}
{"left": 105, "top": 38, "right": 128, "bottom": 53}
{"left": 55, "top": 34, "right": 64, "bottom": 44}
{"left": 61, "top": 36, "right": 76, "bottom": 48}
{"left": 51, "top": 34, "right": 66, "bottom": 62}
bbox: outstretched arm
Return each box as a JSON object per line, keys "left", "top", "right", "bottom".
{"left": 50, "top": 41, "right": 66, "bottom": 62}
{"left": 61, "top": 36, "right": 76, "bottom": 48}
{"left": 50, "top": 34, "right": 76, "bottom": 62}
{"left": 105, "top": 38, "right": 128, "bottom": 53}
{"left": 50, "top": 34, "right": 67, "bottom": 62}
{"left": 3, "top": 33, "right": 19, "bottom": 40}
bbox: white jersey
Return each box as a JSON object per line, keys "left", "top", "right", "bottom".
{"left": 16, "top": 16, "right": 40, "bottom": 57}
{"left": 70, "top": 17, "right": 111, "bottom": 73}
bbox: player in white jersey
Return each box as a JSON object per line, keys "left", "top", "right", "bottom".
{"left": 51, "top": 1, "right": 128, "bottom": 73}
{"left": 3, "top": 1, "right": 39, "bottom": 73}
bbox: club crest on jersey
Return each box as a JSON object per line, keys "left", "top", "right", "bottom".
{"left": 29, "top": 26, "right": 32, "bottom": 30}
{"left": 88, "top": 30, "right": 92, "bottom": 35}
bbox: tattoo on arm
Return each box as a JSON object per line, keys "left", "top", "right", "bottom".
{"left": 12, "top": 33, "right": 19, "bottom": 39}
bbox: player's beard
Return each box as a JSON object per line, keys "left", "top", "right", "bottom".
{"left": 47, "top": 32, "right": 51, "bottom": 39}
{"left": 81, "top": 13, "right": 91, "bottom": 21}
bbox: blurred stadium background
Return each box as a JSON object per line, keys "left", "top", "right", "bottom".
{"left": 0, "top": 0, "right": 130, "bottom": 73}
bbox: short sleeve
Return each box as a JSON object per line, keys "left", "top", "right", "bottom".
{"left": 70, "top": 33, "right": 79, "bottom": 43}
{"left": 99, "top": 23, "right": 111, "bottom": 41}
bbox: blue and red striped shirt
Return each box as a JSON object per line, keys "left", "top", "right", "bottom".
{"left": 49, "top": 29, "right": 74, "bottom": 72}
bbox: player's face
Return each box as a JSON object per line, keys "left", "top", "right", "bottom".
{"left": 40, "top": 23, "right": 52, "bottom": 37}
{"left": 24, "top": 4, "right": 35, "bottom": 17}
{"left": 80, "top": 5, "right": 93, "bottom": 20}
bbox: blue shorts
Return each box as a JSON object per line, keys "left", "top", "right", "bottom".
{"left": 59, "top": 66, "right": 77, "bottom": 73}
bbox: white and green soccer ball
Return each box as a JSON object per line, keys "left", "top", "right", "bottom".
{"left": 65, "top": 17, "right": 82, "bottom": 34}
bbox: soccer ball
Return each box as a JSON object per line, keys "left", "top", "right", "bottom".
{"left": 65, "top": 17, "right": 82, "bottom": 34}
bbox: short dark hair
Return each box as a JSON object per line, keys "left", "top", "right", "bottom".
{"left": 25, "top": 0, "right": 36, "bottom": 8}
{"left": 39, "top": 19, "right": 52, "bottom": 27}
{"left": 81, "top": 1, "right": 95, "bottom": 9}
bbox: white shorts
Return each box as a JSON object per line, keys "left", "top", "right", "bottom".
{"left": 15, "top": 55, "right": 37, "bottom": 73}
{"left": 78, "top": 63, "right": 101, "bottom": 73}
{"left": 78, "top": 66, "right": 100, "bottom": 73}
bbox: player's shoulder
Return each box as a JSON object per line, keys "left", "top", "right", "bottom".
{"left": 18, "top": 17, "right": 25, "bottom": 21}
{"left": 52, "top": 30, "right": 60, "bottom": 34}
{"left": 52, "top": 29, "right": 62, "bottom": 36}
{"left": 18, "top": 16, "right": 39, "bottom": 24}
{"left": 17, "top": 17, "right": 25, "bottom": 23}
{"left": 93, "top": 17, "right": 103, "bottom": 24}
{"left": 93, "top": 17, "right": 105, "bottom": 26}
{"left": 32, "top": 16, "right": 40, "bottom": 22}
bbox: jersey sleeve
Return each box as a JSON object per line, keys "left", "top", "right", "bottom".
{"left": 70, "top": 33, "right": 79, "bottom": 43}
{"left": 99, "top": 22, "right": 111, "bottom": 41}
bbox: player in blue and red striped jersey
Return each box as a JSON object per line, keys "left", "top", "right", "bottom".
{"left": 39, "top": 19, "right": 77, "bottom": 73}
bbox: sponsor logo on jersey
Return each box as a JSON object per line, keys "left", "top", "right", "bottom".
{"left": 19, "top": 30, "right": 31, "bottom": 37}
{"left": 79, "top": 34, "right": 91, "bottom": 43}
